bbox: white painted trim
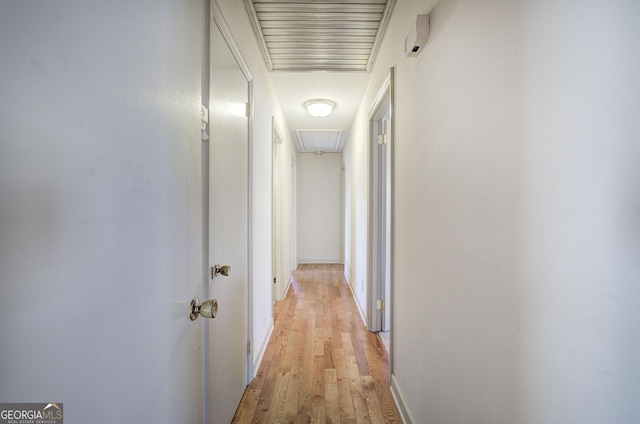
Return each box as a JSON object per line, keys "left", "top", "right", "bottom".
{"left": 201, "top": 4, "right": 211, "bottom": 424}
{"left": 211, "top": 0, "right": 255, "bottom": 386}
{"left": 283, "top": 276, "right": 292, "bottom": 299}
{"left": 345, "top": 274, "right": 367, "bottom": 326}
{"left": 389, "top": 66, "right": 396, "bottom": 374}
{"left": 366, "top": 0, "right": 397, "bottom": 71}
{"left": 246, "top": 78, "right": 255, "bottom": 383}
{"left": 391, "top": 373, "right": 415, "bottom": 424}
{"left": 368, "top": 72, "right": 392, "bottom": 119}
{"left": 242, "top": 0, "right": 273, "bottom": 71}
{"left": 272, "top": 117, "right": 283, "bottom": 304}
{"left": 290, "top": 153, "right": 298, "bottom": 273}
{"left": 344, "top": 263, "right": 351, "bottom": 283}
{"left": 252, "top": 321, "right": 274, "bottom": 380}
{"left": 212, "top": 1, "right": 253, "bottom": 81}
{"left": 298, "top": 258, "right": 343, "bottom": 264}
{"left": 272, "top": 117, "right": 284, "bottom": 144}
{"left": 367, "top": 69, "right": 393, "bottom": 333}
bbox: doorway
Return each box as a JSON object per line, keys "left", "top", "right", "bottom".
{"left": 272, "top": 118, "right": 284, "bottom": 305}
{"left": 368, "top": 69, "right": 394, "bottom": 356}
{"left": 204, "top": 5, "right": 253, "bottom": 423}
{"left": 291, "top": 154, "right": 297, "bottom": 272}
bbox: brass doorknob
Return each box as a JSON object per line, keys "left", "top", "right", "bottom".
{"left": 189, "top": 298, "right": 218, "bottom": 321}
{"left": 213, "top": 264, "right": 230, "bottom": 277}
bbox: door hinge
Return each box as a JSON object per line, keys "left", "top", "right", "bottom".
{"left": 246, "top": 102, "right": 251, "bottom": 118}
{"left": 200, "top": 105, "right": 210, "bottom": 141}
{"left": 377, "top": 134, "right": 387, "bottom": 145}
{"left": 376, "top": 299, "right": 385, "bottom": 310}
{"left": 247, "top": 340, "right": 251, "bottom": 355}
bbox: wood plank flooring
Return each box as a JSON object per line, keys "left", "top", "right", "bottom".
{"left": 232, "top": 264, "right": 401, "bottom": 424}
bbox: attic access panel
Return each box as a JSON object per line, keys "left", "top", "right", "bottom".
{"left": 244, "top": 0, "right": 397, "bottom": 72}
{"left": 295, "top": 129, "right": 345, "bottom": 153}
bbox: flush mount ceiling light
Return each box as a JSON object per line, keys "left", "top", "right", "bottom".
{"left": 304, "top": 99, "right": 336, "bottom": 118}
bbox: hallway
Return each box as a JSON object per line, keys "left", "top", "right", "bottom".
{"left": 232, "top": 264, "right": 401, "bottom": 423}
{"left": 2, "top": 1, "right": 639, "bottom": 423}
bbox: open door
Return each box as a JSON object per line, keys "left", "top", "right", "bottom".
{"left": 272, "top": 118, "right": 284, "bottom": 304}
{"left": 203, "top": 7, "right": 252, "bottom": 423}
{"left": 368, "top": 69, "right": 394, "bottom": 354}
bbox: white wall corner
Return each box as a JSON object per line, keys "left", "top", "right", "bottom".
{"left": 391, "top": 373, "right": 415, "bottom": 424}
{"left": 252, "top": 320, "right": 274, "bottom": 380}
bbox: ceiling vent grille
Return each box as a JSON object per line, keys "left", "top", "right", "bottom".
{"left": 244, "top": 0, "right": 397, "bottom": 72}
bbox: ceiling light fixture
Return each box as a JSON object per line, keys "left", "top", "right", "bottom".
{"left": 304, "top": 99, "right": 336, "bottom": 118}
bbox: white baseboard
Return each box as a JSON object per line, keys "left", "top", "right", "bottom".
{"left": 297, "top": 259, "right": 342, "bottom": 264}
{"left": 391, "top": 373, "right": 415, "bottom": 424}
{"left": 252, "top": 320, "right": 274, "bottom": 380}
{"left": 344, "top": 274, "right": 366, "bottom": 326}
{"left": 283, "top": 277, "right": 292, "bottom": 298}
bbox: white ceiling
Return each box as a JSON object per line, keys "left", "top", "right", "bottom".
{"left": 270, "top": 71, "right": 370, "bottom": 152}
{"left": 244, "top": 0, "right": 396, "bottom": 153}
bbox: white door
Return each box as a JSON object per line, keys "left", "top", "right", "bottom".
{"left": 272, "top": 122, "right": 283, "bottom": 303}
{"left": 381, "top": 118, "right": 392, "bottom": 333}
{"left": 369, "top": 71, "right": 393, "bottom": 336}
{"left": 207, "top": 18, "right": 249, "bottom": 424}
{"left": 0, "top": 3, "right": 204, "bottom": 423}
{"left": 373, "top": 117, "right": 390, "bottom": 332}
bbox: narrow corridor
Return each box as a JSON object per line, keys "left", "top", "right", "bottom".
{"left": 232, "top": 264, "right": 401, "bottom": 423}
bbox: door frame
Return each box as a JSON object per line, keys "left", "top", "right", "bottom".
{"left": 210, "top": 0, "right": 255, "bottom": 388}
{"left": 291, "top": 153, "right": 298, "bottom": 272}
{"left": 201, "top": 3, "right": 211, "bottom": 424}
{"left": 272, "top": 117, "right": 284, "bottom": 305}
{"left": 367, "top": 68, "right": 395, "bottom": 360}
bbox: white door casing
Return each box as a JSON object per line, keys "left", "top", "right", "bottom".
{"left": 368, "top": 68, "right": 394, "bottom": 360}
{"left": 205, "top": 5, "right": 252, "bottom": 423}
{"left": 272, "top": 118, "right": 284, "bottom": 303}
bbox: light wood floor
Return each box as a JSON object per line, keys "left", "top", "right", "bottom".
{"left": 232, "top": 264, "right": 402, "bottom": 424}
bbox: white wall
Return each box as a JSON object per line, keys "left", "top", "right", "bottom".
{"left": 272, "top": 124, "right": 297, "bottom": 300}
{"left": 214, "top": 0, "right": 297, "bottom": 375}
{"left": 343, "top": 113, "right": 370, "bottom": 318}
{"left": 344, "top": 0, "right": 640, "bottom": 423}
{"left": 0, "top": 1, "right": 205, "bottom": 422}
{"left": 297, "top": 153, "right": 343, "bottom": 263}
